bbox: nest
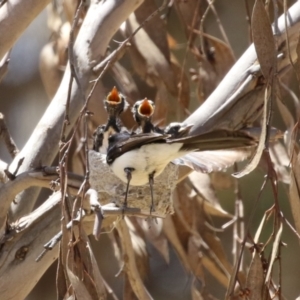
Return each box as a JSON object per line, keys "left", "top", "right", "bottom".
{"left": 89, "top": 150, "right": 178, "bottom": 217}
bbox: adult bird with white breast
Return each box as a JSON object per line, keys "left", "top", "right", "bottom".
{"left": 106, "top": 121, "right": 256, "bottom": 187}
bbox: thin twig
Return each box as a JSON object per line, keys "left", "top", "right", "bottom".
{"left": 243, "top": 0, "right": 252, "bottom": 43}
{"left": 225, "top": 177, "right": 268, "bottom": 299}
{"left": 0, "top": 50, "right": 11, "bottom": 83}
{"left": 36, "top": 204, "right": 160, "bottom": 262}
{"left": 177, "top": 0, "right": 201, "bottom": 117}
{"left": 59, "top": 1, "right": 86, "bottom": 251}
{"left": 0, "top": 113, "right": 19, "bottom": 158}
{"left": 232, "top": 163, "right": 245, "bottom": 270}
{"left": 206, "top": 0, "right": 235, "bottom": 59}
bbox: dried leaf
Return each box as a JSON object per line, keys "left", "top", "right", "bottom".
{"left": 138, "top": 218, "right": 170, "bottom": 264}
{"left": 170, "top": 59, "right": 190, "bottom": 116}
{"left": 110, "top": 62, "right": 141, "bottom": 105}
{"left": 154, "top": 83, "right": 171, "bottom": 127}
{"left": 126, "top": 218, "right": 149, "bottom": 280}
{"left": 233, "top": 87, "right": 270, "bottom": 178}
{"left": 196, "top": 195, "right": 233, "bottom": 219}
{"left": 135, "top": 0, "right": 170, "bottom": 61}
{"left": 201, "top": 227, "right": 233, "bottom": 280}
{"left": 251, "top": 0, "right": 276, "bottom": 80}
{"left": 125, "top": 11, "right": 176, "bottom": 92}
{"left": 174, "top": 0, "right": 202, "bottom": 41}
{"left": 270, "top": 142, "right": 290, "bottom": 184}
{"left": 289, "top": 148, "right": 300, "bottom": 235}
{"left": 254, "top": 212, "right": 268, "bottom": 244}
{"left": 246, "top": 251, "right": 264, "bottom": 300}
{"left": 188, "top": 172, "right": 221, "bottom": 206}
{"left": 122, "top": 0, "right": 190, "bottom": 114}
{"left": 294, "top": 26, "right": 300, "bottom": 82}
{"left": 81, "top": 230, "right": 107, "bottom": 299}
{"left": 191, "top": 285, "right": 204, "bottom": 300}
{"left": 192, "top": 34, "right": 235, "bottom": 102}
{"left": 187, "top": 236, "right": 205, "bottom": 280}
{"left": 66, "top": 248, "right": 94, "bottom": 300}
{"left": 265, "top": 221, "right": 283, "bottom": 283}
{"left": 211, "top": 172, "right": 234, "bottom": 190}
{"left": 173, "top": 181, "right": 195, "bottom": 242}
{"left": 116, "top": 220, "right": 152, "bottom": 300}
{"left": 162, "top": 216, "right": 191, "bottom": 272}
{"left": 56, "top": 245, "right": 68, "bottom": 299}
{"left": 202, "top": 255, "right": 228, "bottom": 288}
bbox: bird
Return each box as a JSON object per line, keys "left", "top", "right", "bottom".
{"left": 106, "top": 121, "right": 257, "bottom": 212}
{"left": 109, "top": 98, "right": 284, "bottom": 212}
{"left": 93, "top": 86, "right": 128, "bottom": 154}
{"left": 106, "top": 129, "right": 256, "bottom": 186}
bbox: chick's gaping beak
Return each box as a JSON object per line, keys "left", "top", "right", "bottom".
{"left": 107, "top": 86, "right": 121, "bottom": 104}
{"left": 105, "top": 86, "right": 126, "bottom": 118}
{"left": 138, "top": 98, "right": 154, "bottom": 119}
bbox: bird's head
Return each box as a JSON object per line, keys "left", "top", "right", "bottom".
{"left": 104, "top": 86, "right": 128, "bottom": 118}
{"left": 132, "top": 98, "right": 155, "bottom": 125}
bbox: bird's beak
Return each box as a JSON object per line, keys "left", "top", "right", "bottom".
{"left": 138, "top": 98, "right": 154, "bottom": 118}
{"left": 107, "top": 86, "right": 121, "bottom": 104}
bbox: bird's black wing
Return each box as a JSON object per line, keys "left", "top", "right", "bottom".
{"left": 106, "top": 132, "right": 169, "bottom": 163}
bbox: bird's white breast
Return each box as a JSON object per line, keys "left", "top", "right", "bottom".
{"left": 111, "top": 143, "right": 183, "bottom": 186}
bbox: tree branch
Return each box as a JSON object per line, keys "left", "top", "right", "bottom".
{"left": 185, "top": 1, "right": 300, "bottom": 134}
{"left": 0, "top": 112, "right": 19, "bottom": 157}
{"left": 0, "top": 0, "right": 50, "bottom": 60}
{"left": 8, "top": 0, "right": 144, "bottom": 219}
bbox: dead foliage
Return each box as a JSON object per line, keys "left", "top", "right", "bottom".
{"left": 2, "top": 1, "right": 300, "bottom": 299}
